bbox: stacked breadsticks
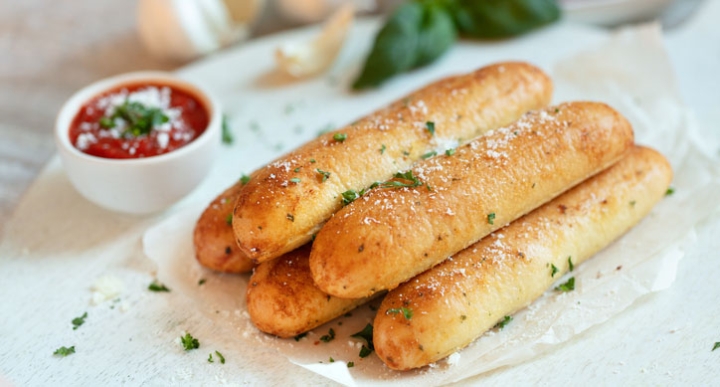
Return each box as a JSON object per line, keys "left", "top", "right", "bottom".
{"left": 193, "top": 62, "right": 672, "bottom": 370}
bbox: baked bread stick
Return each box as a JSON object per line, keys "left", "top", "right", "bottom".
{"left": 246, "top": 244, "right": 375, "bottom": 338}
{"left": 233, "top": 62, "right": 553, "bottom": 263}
{"left": 373, "top": 146, "right": 672, "bottom": 370}
{"left": 310, "top": 102, "right": 634, "bottom": 298}
{"left": 194, "top": 182, "right": 254, "bottom": 273}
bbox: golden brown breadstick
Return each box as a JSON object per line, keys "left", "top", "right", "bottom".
{"left": 233, "top": 62, "right": 553, "bottom": 263}
{"left": 373, "top": 146, "right": 672, "bottom": 370}
{"left": 193, "top": 182, "right": 254, "bottom": 273}
{"left": 310, "top": 102, "right": 634, "bottom": 298}
{"left": 246, "top": 245, "right": 374, "bottom": 338}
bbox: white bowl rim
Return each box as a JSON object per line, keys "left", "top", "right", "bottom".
{"left": 55, "top": 71, "right": 221, "bottom": 166}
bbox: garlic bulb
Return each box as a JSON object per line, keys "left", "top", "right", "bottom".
{"left": 137, "top": 0, "right": 266, "bottom": 61}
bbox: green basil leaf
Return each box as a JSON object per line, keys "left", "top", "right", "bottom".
{"left": 415, "top": 3, "right": 457, "bottom": 67}
{"left": 352, "top": 3, "right": 423, "bottom": 90}
{"left": 451, "top": 0, "right": 560, "bottom": 39}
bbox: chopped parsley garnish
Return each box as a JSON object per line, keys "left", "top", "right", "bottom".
{"left": 713, "top": 342, "right": 720, "bottom": 352}
{"left": 221, "top": 115, "right": 233, "bottom": 145}
{"left": 333, "top": 133, "right": 347, "bottom": 142}
{"left": 225, "top": 213, "right": 233, "bottom": 225}
{"left": 630, "top": 200, "right": 636, "bottom": 207}
{"left": 341, "top": 189, "right": 362, "bottom": 206}
{"left": 289, "top": 177, "right": 301, "bottom": 184}
{"left": 198, "top": 279, "right": 206, "bottom": 286}
{"left": 386, "top": 306, "right": 413, "bottom": 320}
{"left": 380, "top": 144, "right": 386, "bottom": 154}
{"left": 240, "top": 174, "right": 251, "bottom": 185}
{"left": 666, "top": 187, "right": 675, "bottom": 196}
{"left": 329, "top": 357, "right": 335, "bottom": 363}
{"left": 554, "top": 108, "right": 560, "bottom": 113}
{"left": 310, "top": 158, "right": 316, "bottom": 163}
{"left": 148, "top": 280, "right": 170, "bottom": 292}
{"left": 555, "top": 277, "right": 575, "bottom": 292}
{"left": 316, "top": 169, "right": 331, "bottom": 182}
{"left": 180, "top": 333, "right": 200, "bottom": 351}
{"left": 351, "top": 324, "right": 374, "bottom": 350}
{"left": 421, "top": 151, "right": 437, "bottom": 159}
{"left": 377, "top": 171, "right": 422, "bottom": 189}
{"left": 71, "top": 312, "right": 88, "bottom": 330}
{"left": 425, "top": 121, "right": 435, "bottom": 136}
{"left": 208, "top": 353, "right": 214, "bottom": 362}
{"left": 347, "top": 361, "right": 355, "bottom": 368}
{"left": 53, "top": 346, "right": 75, "bottom": 357}
{"left": 445, "top": 148, "right": 456, "bottom": 156}
{"left": 568, "top": 256, "right": 574, "bottom": 272}
{"left": 320, "top": 328, "right": 336, "bottom": 343}
{"left": 551, "top": 264, "right": 559, "bottom": 277}
{"left": 359, "top": 345, "right": 373, "bottom": 358}
{"left": 215, "top": 350, "right": 225, "bottom": 364}
{"left": 487, "top": 212, "right": 496, "bottom": 225}
{"left": 494, "top": 315, "right": 513, "bottom": 330}
{"left": 293, "top": 167, "right": 301, "bottom": 173}
{"left": 100, "top": 100, "right": 170, "bottom": 138}
{"left": 294, "top": 332, "right": 307, "bottom": 341}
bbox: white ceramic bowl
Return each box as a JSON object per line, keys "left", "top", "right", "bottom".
{"left": 55, "top": 71, "right": 221, "bottom": 214}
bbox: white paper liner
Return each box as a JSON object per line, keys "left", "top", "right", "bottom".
{"left": 143, "top": 24, "right": 720, "bottom": 386}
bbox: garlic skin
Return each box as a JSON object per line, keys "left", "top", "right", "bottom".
{"left": 137, "top": 0, "right": 265, "bottom": 61}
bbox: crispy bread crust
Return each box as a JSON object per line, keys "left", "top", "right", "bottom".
{"left": 233, "top": 62, "right": 553, "bottom": 263}
{"left": 193, "top": 183, "right": 254, "bottom": 273}
{"left": 246, "top": 245, "right": 374, "bottom": 338}
{"left": 373, "top": 146, "right": 672, "bottom": 370}
{"left": 310, "top": 102, "right": 635, "bottom": 298}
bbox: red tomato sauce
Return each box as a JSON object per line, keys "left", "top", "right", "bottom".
{"left": 69, "top": 83, "right": 209, "bottom": 159}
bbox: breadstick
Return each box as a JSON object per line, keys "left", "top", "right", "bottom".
{"left": 310, "top": 102, "right": 634, "bottom": 298}
{"left": 246, "top": 244, "right": 375, "bottom": 338}
{"left": 193, "top": 182, "right": 254, "bottom": 273}
{"left": 373, "top": 146, "right": 672, "bottom": 370}
{"left": 233, "top": 62, "right": 553, "bottom": 263}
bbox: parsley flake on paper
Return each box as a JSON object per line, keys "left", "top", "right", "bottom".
{"left": 53, "top": 346, "right": 75, "bottom": 357}
{"left": 320, "top": 328, "right": 336, "bottom": 343}
{"left": 215, "top": 350, "right": 225, "bottom": 364}
{"left": 713, "top": 342, "right": 720, "bottom": 352}
{"left": 555, "top": 277, "right": 575, "bottom": 292}
{"left": 148, "top": 280, "right": 170, "bottom": 292}
{"left": 180, "top": 333, "right": 200, "bottom": 351}
{"left": 71, "top": 312, "right": 88, "bottom": 330}
{"left": 221, "top": 115, "right": 233, "bottom": 145}
{"left": 494, "top": 315, "right": 513, "bottom": 330}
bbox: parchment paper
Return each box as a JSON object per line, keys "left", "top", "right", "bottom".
{"left": 143, "top": 24, "right": 720, "bottom": 386}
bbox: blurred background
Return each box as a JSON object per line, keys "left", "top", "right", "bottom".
{"left": 0, "top": 0, "right": 705, "bottom": 224}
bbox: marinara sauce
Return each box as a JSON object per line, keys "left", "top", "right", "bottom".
{"left": 68, "top": 83, "right": 209, "bottom": 159}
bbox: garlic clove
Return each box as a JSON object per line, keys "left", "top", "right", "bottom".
{"left": 275, "top": 3, "right": 355, "bottom": 78}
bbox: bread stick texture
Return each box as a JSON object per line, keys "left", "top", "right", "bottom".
{"left": 246, "top": 244, "right": 374, "bottom": 338}
{"left": 310, "top": 102, "right": 634, "bottom": 298}
{"left": 373, "top": 146, "right": 672, "bottom": 370}
{"left": 233, "top": 62, "right": 553, "bottom": 263}
{"left": 193, "top": 182, "right": 254, "bottom": 273}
